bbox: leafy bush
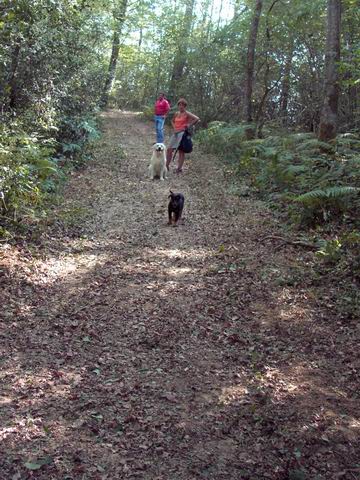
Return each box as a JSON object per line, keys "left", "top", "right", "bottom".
{"left": 57, "top": 115, "right": 101, "bottom": 167}
{"left": 0, "top": 124, "right": 58, "bottom": 224}
{"left": 0, "top": 113, "right": 101, "bottom": 236}
{"left": 142, "top": 105, "right": 155, "bottom": 121}
{"left": 316, "top": 230, "right": 360, "bottom": 271}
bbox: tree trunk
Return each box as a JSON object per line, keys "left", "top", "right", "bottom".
{"left": 138, "top": 26, "right": 143, "bottom": 49}
{"left": 279, "top": 46, "right": 293, "bottom": 125}
{"left": 217, "top": 0, "right": 223, "bottom": 30}
{"left": 342, "top": 12, "right": 357, "bottom": 129}
{"left": 7, "top": 42, "right": 21, "bottom": 110}
{"left": 100, "top": 0, "right": 128, "bottom": 108}
{"left": 244, "top": 0, "right": 263, "bottom": 125}
{"left": 318, "top": 0, "right": 342, "bottom": 141}
{"left": 168, "top": 0, "right": 195, "bottom": 101}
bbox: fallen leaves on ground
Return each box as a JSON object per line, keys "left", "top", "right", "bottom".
{"left": 1, "top": 111, "right": 359, "bottom": 480}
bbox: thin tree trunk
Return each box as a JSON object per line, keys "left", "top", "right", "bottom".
{"left": 155, "top": 31, "right": 165, "bottom": 97}
{"left": 342, "top": 14, "right": 357, "bottom": 129}
{"left": 100, "top": 0, "right": 128, "bottom": 108}
{"left": 206, "top": 0, "right": 215, "bottom": 40}
{"left": 243, "top": 0, "right": 263, "bottom": 138}
{"left": 217, "top": 0, "right": 223, "bottom": 30}
{"left": 279, "top": 45, "right": 294, "bottom": 125}
{"left": 168, "top": 0, "right": 195, "bottom": 101}
{"left": 138, "top": 26, "right": 143, "bottom": 49}
{"left": 318, "top": 0, "right": 342, "bottom": 141}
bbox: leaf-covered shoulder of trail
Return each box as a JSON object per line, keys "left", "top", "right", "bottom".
{"left": 198, "top": 122, "right": 360, "bottom": 320}
{"left": 1, "top": 111, "right": 360, "bottom": 480}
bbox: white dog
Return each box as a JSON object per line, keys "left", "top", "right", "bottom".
{"left": 149, "top": 143, "right": 167, "bottom": 181}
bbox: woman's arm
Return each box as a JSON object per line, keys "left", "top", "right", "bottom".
{"left": 186, "top": 111, "right": 200, "bottom": 127}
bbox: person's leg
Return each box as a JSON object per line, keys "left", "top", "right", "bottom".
{"left": 155, "top": 116, "right": 160, "bottom": 143}
{"left": 154, "top": 116, "right": 158, "bottom": 142}
{"left": 166, "top": 147, "right": 173, "bottom": 169}
{"left": 177, "top": 150, "right": 185, "bottom": 172}
{"left": 158, "top": 116, "right": 165, "bottom": 143}
{"left": 155, "top": 116, "right": 165, "bottom": 143}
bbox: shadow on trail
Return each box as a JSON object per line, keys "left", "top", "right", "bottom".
{"left": 1, "top": 110, "right": 359, "bottom": 479}
{"left": 2, "top": 240, "right": 359, "bottom": 479}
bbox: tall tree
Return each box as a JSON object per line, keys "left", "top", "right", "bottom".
{"left": 168, "top": 0, "right": 195, "bottom": 101}
{"left": 101, "top": 0, "right": 128, "bottom": 108}
{"left": 279, "top": 44, "right": 294, "bottom": 125}
{"left": 318, "top": 0, "right": 342, "bottom": 141}
{"left": 244, "top": 0, "right": 263, "bottom": 125}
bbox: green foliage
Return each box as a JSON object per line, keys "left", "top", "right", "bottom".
{"left": 0, "top": 113, "right": 100, "bottom": 235}
{"left": 197, "top": 122, "right": 255, "bottom": 159}
{"left": 0, "top": 123, "right": 58, "bottom": 223}
{"left": 316, "top": 238, "right": 343, "bottom": 263}
{"left": 316, "top": 230, "right": 360, "bottom": 268}
{"left": 58, "top": 116, "right": 101, "bottom": 167}
{"left": 199, "top": 125, "right": 360, "bottom": 227}
{"left": 314, "top": 230, "right": 360, "bottom": 318}
{"left": 0, "top": 0, "right": 105, "bottom": 235}
{"left": 142, "top": 105, "right": 155, "bottom": 121}
{"left": 294, "top": 186, "right": 359, "bottom": 222}
{"left": 294, "top": 139, "right": 335, "bottom": 153}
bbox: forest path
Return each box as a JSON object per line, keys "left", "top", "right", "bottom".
{"left": 1, "top": 110, "right": 359, "bottom": 479}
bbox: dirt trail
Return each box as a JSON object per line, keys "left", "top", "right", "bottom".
{"left": 1, "top": 111, "right": 359, "bottom": 479}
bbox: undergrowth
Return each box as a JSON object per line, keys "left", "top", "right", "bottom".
{"left": 198, "top": 122, "right": 360, "bottom": 318}
{"left": 0, "top": 113, "right": 101, "bottom": 239}
{"left": 198, "top": 122, "right": 360, "bottom": 227}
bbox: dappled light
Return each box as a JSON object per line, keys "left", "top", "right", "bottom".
{"left": 2, "top": 19, "right": 360, "bottom": 473}
{"left": 1, "top": 0, "right": 359, "bottom": 476}
{"left": 2, "top": 110, "right": 358, "bottom": 479}
{"left": 35, "top": 252, "right": 108, "bottom": 285}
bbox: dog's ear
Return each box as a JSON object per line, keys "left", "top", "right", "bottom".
{"left": 168, "top": 189, "right": 174, "bottom": 199}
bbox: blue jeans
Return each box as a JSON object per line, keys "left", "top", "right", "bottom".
{"left": 154, "top": 115, "right": 165, "bottom": 143}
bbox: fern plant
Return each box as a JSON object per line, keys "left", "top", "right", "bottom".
{"left": 295, "top": 186, "right": 359, "bottom": 204}
{"left": 199, "top": 123, "right": 360, "bottom": 226}
{"left": 294, "top": 186, "right": 359, "bottom": 223}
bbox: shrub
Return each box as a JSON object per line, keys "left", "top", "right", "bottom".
{"left": 0, "top": 113, "right": 101, "bottom": 236}
{"left": 57, "top": 115, "right": 101, "bottom": 167}
{"left": 0, "top": 124, "right": 58, "bottom": 224}
{"left": 198, "top": 125, "right": 360, "bottom": 227}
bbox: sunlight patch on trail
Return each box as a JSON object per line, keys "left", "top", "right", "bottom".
{"left": 219, "top": 384, "right": 249, "bottom": 405}
{"left": 36, "top": 251, "right": 108, "bottom": 285}
{"left": 100, "top": 109, "right": 143, "bottom": 117}
{"left": 152, "top": 246, "right": 212, "bottom": 260}
{"left": 277, "top": 288, "right": 314, "bottom": 323}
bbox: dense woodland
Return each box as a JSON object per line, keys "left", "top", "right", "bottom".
{"left": 0, "top": 0, "right": 359, "bottom": 296}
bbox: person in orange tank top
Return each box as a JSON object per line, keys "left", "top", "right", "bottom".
{"left": 166, "top": 98, "right": 200, "bottom": 173}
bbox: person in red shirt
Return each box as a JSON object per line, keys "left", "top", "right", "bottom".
{"left": 154, "top": 92, "right": 170, "bottom": 143}
{"left": 166, "top": 98, "right": 200, "bottom": 173}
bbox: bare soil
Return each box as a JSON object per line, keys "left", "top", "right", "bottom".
{"left": 1, "top": 110, "right": 359, "bottom": 480}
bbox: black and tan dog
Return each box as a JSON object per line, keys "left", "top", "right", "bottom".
{"left": 168, "top": 190, "right": 185, "bottom": 226}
